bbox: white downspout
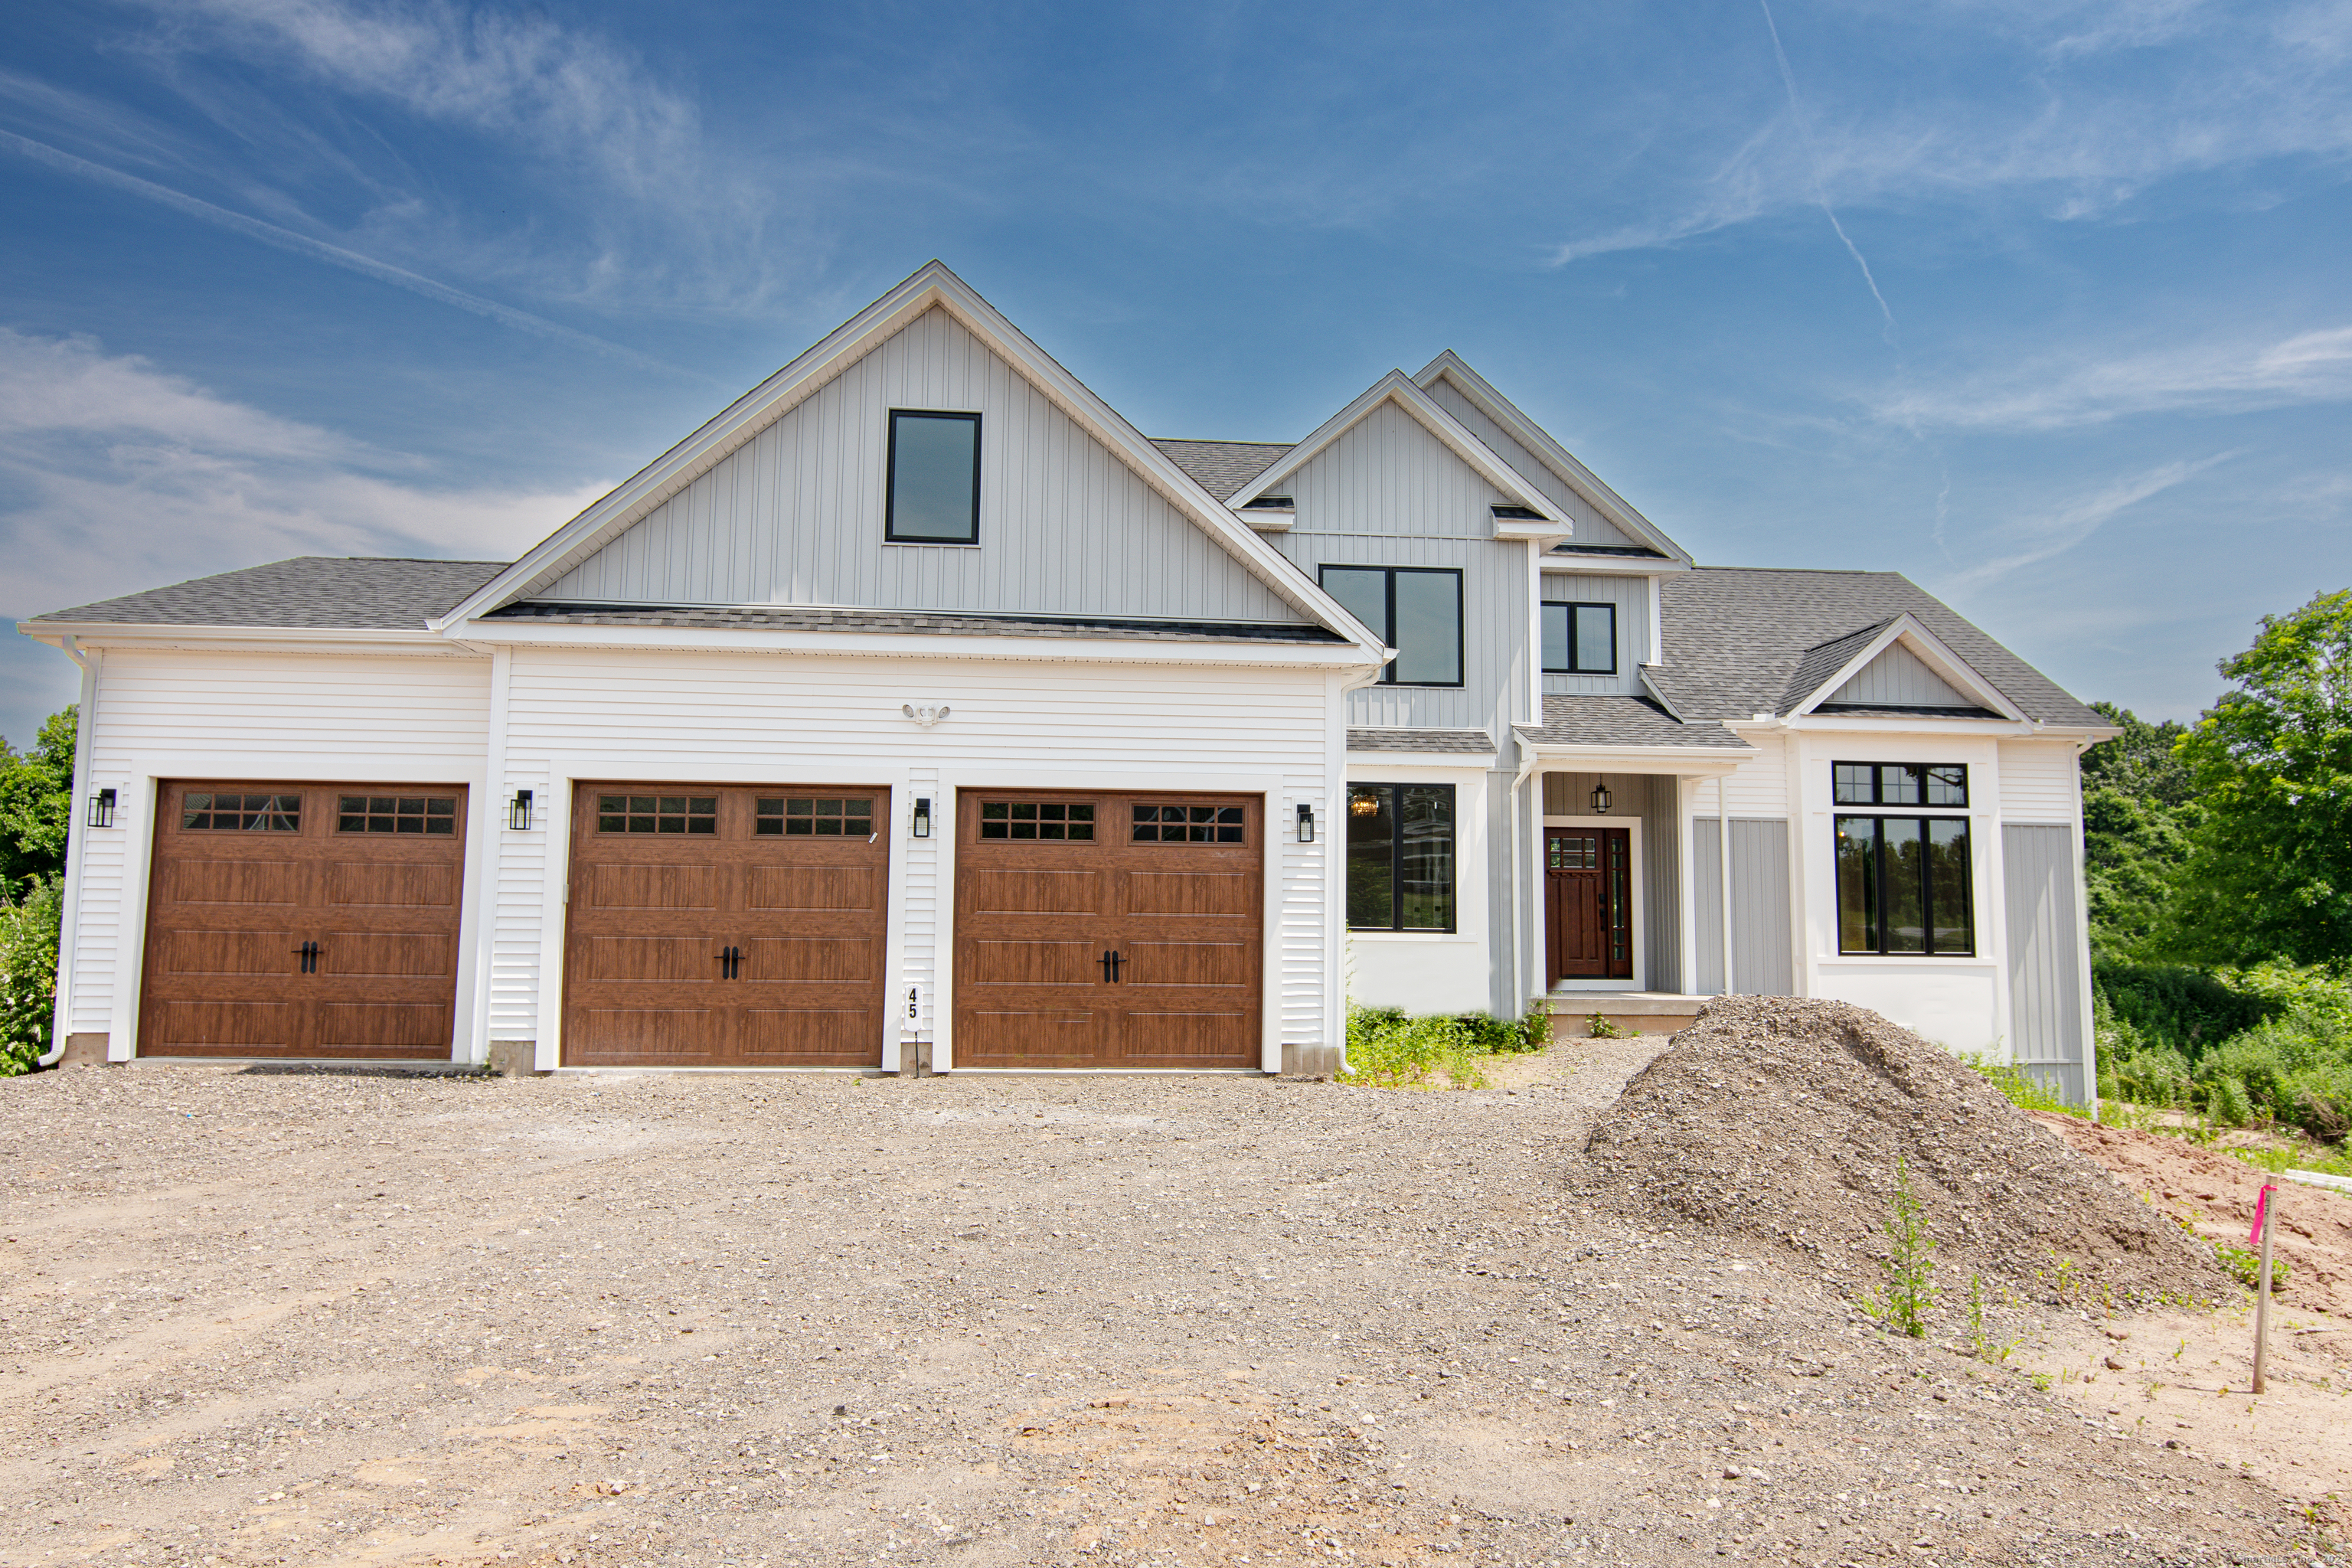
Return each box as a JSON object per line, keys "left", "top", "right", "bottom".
{"left": 39, "top": 636, "right": 98, "bottom": 1067}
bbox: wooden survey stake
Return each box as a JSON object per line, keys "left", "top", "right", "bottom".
{"left": 2252, "top": 1182, "right": 2278, "bottom": 1395}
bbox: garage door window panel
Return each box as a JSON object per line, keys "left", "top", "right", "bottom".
{"left": 758, "top": 797, "right": 874, "bottom": 837}
{"left": 979, "top": 801, "right": 1095, "bottom": 841}
{"left": 598, "top": 794, "right": 717, "bottom": 835}
{"left": 182, "top": 792, "right": 300, "bottom": 832}
{"left": 338, "top": 795, "right": 457, "bottom": 835}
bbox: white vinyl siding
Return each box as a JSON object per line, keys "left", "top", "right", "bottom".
{"left": 1539, "top": 572, "right": 1648, "bottom": 696}
{"left": 540, "top": 306, "right": 1305, "bottom": 626}
{"left": 1720, "top": 733, "right": 1790, "bottom": 818}
{"left": 1998, "top": 743, "right": 2079, "bottom": 823}
{"left": 1826, "top": 642, "right": 1973, "bottom": 708}
{"left": 1422, "top": 374, "right": 1638, "bottom": 548}
{"left": 71, "top": 650, "right": 492, "bottom": 1037}
{"left": 497, "top": 648, "right": 1334, "bottom": 1051}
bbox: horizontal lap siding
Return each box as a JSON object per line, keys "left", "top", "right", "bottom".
{"left": 1720, "top": 736, "right": 1788, "bottom": 818}
{"left": 1998, "top": 743, "right": 2079, "bottom": 823}
{"left": 78, "top": 652, "right": 492, "bottom": 1035}
{"left": 541, "top": 307, "right": 1302, "bottom": 626}
{"left": 499, "top": 649, "right": 1334, "bottom": 1047}
{"left": 1539, "top": 572, "right": 1647, "bottom": 697}
{"left": 1422, "top": 375, "right": 1634, "bottom": 547}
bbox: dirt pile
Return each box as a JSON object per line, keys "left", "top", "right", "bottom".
{"left": 1578, "top": 995, "right": 2226, "bottom": 1304}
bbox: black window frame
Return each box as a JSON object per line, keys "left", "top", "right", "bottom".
{"left": 1317, "top": 564, "right": 1465, "bottom": 688}
{"left": 1540, "top": 599, "right": 1619, "bottom": 675}
{"left": 1831, "top": 760, "right": 1968, "bottom": 808}
{"left": 883, "top": 408, "right": 983, "bottom": 545}
{"left": 1345, "top": 782, "right": 1458, "bottom": 933}
{"left": 1834, "top": 815, "right": 1975, "bottom": 957}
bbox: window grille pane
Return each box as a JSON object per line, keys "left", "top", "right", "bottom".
{"left": 1925, "top": 766, "right": 1968, "bottom": 808}
{"left": 1391, "top": 571, "right": 1462, "bottom": 685}
{"left": 1881, "top": 818, "right": 1928, "bottom": 952}
{"left": 1832, "top": 764, "right": 1875, "bottom": 805}
{"left": 183, "top": 792, "right": 302, "bottom": 831}
{"left": 1573, "top": 603, "right": 1615, "bottom": 673}
{"left": 1541, "top": 603, "right": 1570, "bottom": 673}
{"left": 982, "top": 800, "right": 1092, "bottom": 841}
{"left": 1345, "top": 786, "right": 1394, "bottom": 928}
{"left": 887, "top": 411, "right": 980, "bottom": 543}
{"left": 757, "top": 798, "right": 872, "bottom": 837}
{"left": 1397, "top": 785, "right": 1455, "bottom": 929}
{"left": 337, "top": 794, "right": 458, "bottom": 835}
{"left": 1880, "top": 765, "right": 1924, "bottom": 806}
{"left": 1927, "top": 818, "right": 1973, "bottom": 953}
{"left": 1835, "top": 816, "right": 1878, "bottom": 952}
{"left": 599, "top": 793, "right": 715, "bottom": 835}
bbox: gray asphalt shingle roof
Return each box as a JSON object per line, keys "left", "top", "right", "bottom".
{"left": 1513, "top": 695, "right": 1752, "bottom": 750}
{"left": 1777, "top": 619, "right": 1892, "bottom": 713}
{"left": 1150, "top": 439, "right": 1293, "bottom": 501}
{"left": 1346, "top": 727, "right": 1495, "bottom": 754}
{"left": 1657, "top": 568, "right": 2105, "bottom": 727}
{"left": 28, "top": 557, "right": 508, "bottom": 630}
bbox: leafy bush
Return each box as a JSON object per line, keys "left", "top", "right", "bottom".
{"left": 1, "top": 874, "right": 61, "bottom": 1075}
{"left": 2096, "top": 962, "right": 2352, "bottom": 1142}
{"left": 1964, "top": 1053, "right": 2089, "bottom": 1116}
{"left": 1343, "top": 1001, "right": 1550, "bottom": 1089}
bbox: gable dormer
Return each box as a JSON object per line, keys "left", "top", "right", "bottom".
{"left": 1782, "top": 613, "right": 2024, "bottom": 720}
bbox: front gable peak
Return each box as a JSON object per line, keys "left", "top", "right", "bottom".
{"left": 1782, "top": 613, "right": 2026, "bottom": 721}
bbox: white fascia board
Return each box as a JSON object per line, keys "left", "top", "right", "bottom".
{"left": 1752, "top": 715, "right": 2040, "bottom": 737}
{"left": 1786, "top": 612, "right": 2029, "bottom": 724}
{"left": 432, "top": 261, "right": 1387, "bottom": 662}
{"left": 1511, "top": 739, "right": 1754, "bottom": 776}
{"left": 1227, "top": 370, "right": 1560, "bottom": 524}
{"left": 448, "top": 616, "right": 1380, "bottom": 670}
{"left": 1539, "top": 554, "right": 1687, "bottom": 577}
{"left": 17, "top": 622, "right": 468, "bottom": 657}
{"left": 1344, "top": 750, "right": 1498, "bottom": 767}
{"left": 1413, "top": 351, "right": 1692, "bottom": 566}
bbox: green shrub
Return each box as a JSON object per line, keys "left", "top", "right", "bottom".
{"left": 1343, "top": 1001, "right": 1550, "bottom": 1089}
{"left": 1964, "top": 1053, "right": 2089, "bottom": 1117}
{"left": 1, "top": 874, "right": 61, "bottom": 1075}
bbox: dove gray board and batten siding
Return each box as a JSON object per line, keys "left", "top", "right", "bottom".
{"left": 2004, "top": 823, "right": 2091, "bottom": 1103}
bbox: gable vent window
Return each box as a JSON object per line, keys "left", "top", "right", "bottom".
{"left": 1542, "top": 600, "right": 1617, "bottom": 675}
{"left": 1832, "top": 762, "right": 1971, "bottom": 956}
{"left": 1318, "top": 565, "right": 1463, "bottom": 687}
{"left": 884, "top": 410, "right": 982, "bottom": 544}
{"left": 1491, "top": 504, "right": 1547, "bottom": 521}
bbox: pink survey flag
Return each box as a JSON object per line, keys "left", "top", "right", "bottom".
{"left": 2251, "top": 1184, "right": 2277, "bottom": 1245}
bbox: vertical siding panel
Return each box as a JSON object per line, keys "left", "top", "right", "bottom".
{"left": 1423, "top": 374, "right": 1632, "bottom": 548}
{"left": 1729, "top": 819, "right": 1793, "bottom": 995}
{"left": 1690, "top": 817, "right": 1724, "bottom": 994}
{"left": 2004, "top": 823, "right": 2087, "bottom": 1102}
{"left": 1537, "top": 571, "right": 1649, "bottom": 697}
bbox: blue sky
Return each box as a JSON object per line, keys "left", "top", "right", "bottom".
{"left": 3, "top": 0, "right": 2347, "bottom": 746}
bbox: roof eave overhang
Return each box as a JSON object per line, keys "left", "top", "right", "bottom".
{"left": 1228, "top": 370, "right": 1562, "bottom": 521}
{"left": 1544, "top": 552, "right": 1689, "bottom": 576}
{"left": 1342, "top": 750, "right": 1498, "bottom": 767}
{"left": 1413, "top": 351, "right": 1693, "bottom": 566}
{"left": 427, "top": 261, "right": 1387, "bottom": 663}
{"left": 17, "top": 621, "right": 462, "bottom": 655}
{"left": 446, "top": 616, "right": 1383, "bottom": 668}
{"left": 1741, "top": 714, "right": 2059, "bottom": 737}
{"left": 1510, "top": 737, "right": 1755, "bottom": 776}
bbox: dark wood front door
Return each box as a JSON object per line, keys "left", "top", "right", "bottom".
{"left": 953, "top": 790, "right": 1262, "bottom": 1070}
{"left": 562, "top": 785, "right": 890, "bottom": 1067}
{"left": 140, "top": 781, "right": 468, "bottom": 1058}
{"left": 1547, "top": 826, "right": 1632, "bottom": 984}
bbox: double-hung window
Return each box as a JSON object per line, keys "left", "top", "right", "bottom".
{"left": 1318, "top": 566, "right": 1463, "bottom": 686}
{"left": 1346, "top": 783, "right": 1455, "bottom": 931}
{"left": 1833, "top": 763, "right": 1973, "bottom": 956}
{"left": 884, "top": 410, "right": 982, "bottom": 544}
{"left": 1541, "top": 600, "right": 1616, "bottom": 674}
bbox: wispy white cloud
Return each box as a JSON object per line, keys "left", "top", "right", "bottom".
{"left": 0, "top": 328, "right": 603, "bottom": 621}
{"left": 1877, "top": 325, "right": 2352, "bottom": 430}
{"left": 1939, "top": 453, "right": 2233, "bottom": 592}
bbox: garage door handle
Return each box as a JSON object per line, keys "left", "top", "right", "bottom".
{"left": 714, "top": 944, "right": 743, "bottom": 980}
{"left": 1100, "top": 949, "right": 1123, "bottom": 983}
{"left": 292, "top": 940, "right": 321, "bottom": 975}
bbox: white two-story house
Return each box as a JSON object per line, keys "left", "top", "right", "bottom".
{"left": 23, "top": 263, "right": 2110, "bottom": 1099}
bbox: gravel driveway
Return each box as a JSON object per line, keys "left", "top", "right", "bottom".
{"left": 0, "top": 1047, "right": 2315, "bottom": 1566}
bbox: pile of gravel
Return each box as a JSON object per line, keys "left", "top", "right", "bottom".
{"left": 1578, "top": 996, "right": 2226, "bottom": 1305}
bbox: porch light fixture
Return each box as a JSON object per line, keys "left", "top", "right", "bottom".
{"left": 912, "top": 797, "right": 933, "bottom": 838}
{"left": 1589, "top": 782, "right": 1612, "bottom": 815}
{"left": 1296, "top": 802, "right": 1315, "bottom": 843}
{"left": 87, "top": 788, "right": 116, "bottom": 829}
{"left": 508, "top": 789, "right": 533, "bottom": 831}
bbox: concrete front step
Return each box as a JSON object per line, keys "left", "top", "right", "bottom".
{"left": 1544, "top": 991, "right": 1708, "bottom": 1037}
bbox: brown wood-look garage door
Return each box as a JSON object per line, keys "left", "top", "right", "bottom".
{"left": 562, "top": 785, "right": 890, "bottom": 1067}
{"left": 952, "top": 790, "right": 1262, "bottom": 1070}
{"left": 139, "top": 781, "right": 469, "bottom": 1059}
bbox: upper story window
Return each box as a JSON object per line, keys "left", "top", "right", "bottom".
{"left": 1542, "top": 600, "right": 1616, "bottom": 675}
{"left": 1318, "top": 565, "right": 1463, "bottom": 687}
{"left": 884, "top": 410, "right": 982, "bottom": 544}
{"left": 1831, "top": 761, "right": 1971, "bottom": 956}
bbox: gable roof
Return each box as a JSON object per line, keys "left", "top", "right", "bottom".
{"left": 433, "top": 262, "right": 1384, "bottom": 658}
{"left": 1652, "top": 570, "right": 2106, "bottom": 727}
{"left": 1223, "top": 370, "right": 1561, "bottom": 521}
{"left": 25, "top": 558, "right": 507, "bottom": 632}
{"left": 1413, "top": 352, "right": 1690, "bottom": 566}
{"left": 1150, "top": 439, "right": 1292, "bottom": 501}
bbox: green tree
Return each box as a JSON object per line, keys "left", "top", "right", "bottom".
{"left": 2080, "top": 701, "right": 2197, "bottom": 957}
{"left": 2166, "top": 590, "right": 2352, "bottom": 965}
{"left": 0, "top": 704, "right": 77, "bottom": 891}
